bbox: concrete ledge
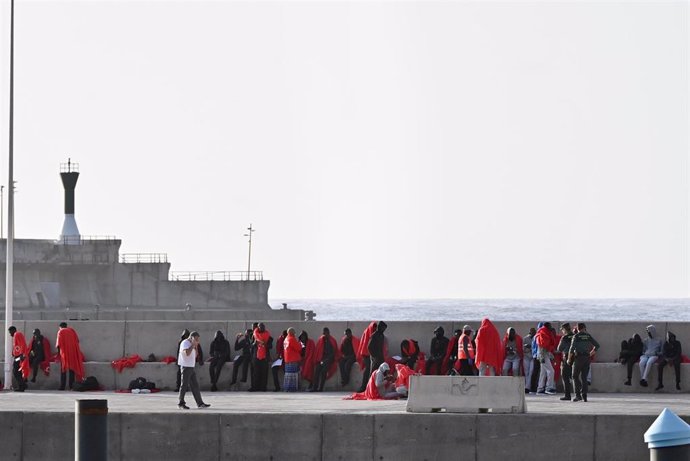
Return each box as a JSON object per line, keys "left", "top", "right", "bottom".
{"left": 407, "top": 376, "right": 526, "bottom": 413}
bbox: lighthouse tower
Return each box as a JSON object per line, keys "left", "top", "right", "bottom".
{"left": 59, "top": 159, "right": 81, "bottom": 244}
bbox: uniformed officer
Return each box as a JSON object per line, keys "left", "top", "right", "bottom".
{"left": 556, "top": 322, "right": 574, "bottom": 401}
{"left": 568, "top": 322, "right": 600, "bottom": 402}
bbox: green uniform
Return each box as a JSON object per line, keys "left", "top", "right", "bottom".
{"left": 568, "top": 331, "right": 600, "bottom": 401}
{"left": 557, "top": 332, "right": 574, "bottom": 398}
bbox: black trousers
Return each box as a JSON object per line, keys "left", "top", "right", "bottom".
{"left": 30, "top": 359, "right": 41, "bottom": 381}
{"left": 272, "top": 365, "right": 282, "bottom": 391}
{"left": 339, "top": 356, "right": 356, "bottom": 385}
{"left": 252, "top": 358, "right": 268, "bottom": 391}
{"left": 561, "top": 362, "right": 573, "bottom": 397}
{"left": 60, "top": 370, "right": 75, "bottom": 390}
{"left": 310, "top": 359, "right": 334, "bottom": 391}
{"left": 12, "top": 359, "right": 26, "bottom": 390}
{"left": 459, "top": 359, "right": 475, "bottom": 376}
{"left": 658, "top": 358, "right": 681, "bottom": 386}
{"left": 231, "top": 356, "right": 250, "bottom": 384}
{"left": 530, "top": 359, "right": 541, "bottom": 392}
{"left": 357, "top": 356, "right": 372, "bottom": 392}
{"left": 209, "top": 359, "right": 225, "bottom": 385}
{"left": 425, "top": 358, "right": 443, "bottom": 375}
{"left": 573, "top": 356, "right": 591, "bottom": 398}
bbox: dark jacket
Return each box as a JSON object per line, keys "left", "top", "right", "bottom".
{"left": 210, "top": 331, "right": 231, "bottom": 363}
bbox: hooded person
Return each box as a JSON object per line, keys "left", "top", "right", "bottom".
{"left": 339, "top": 328, "right": 360, "bottom": 387}
{"left": 299, "top": 330, "right": 317, "bottom": 385}
{"left": 209, "top": 330, "right": 231, "bottom": 391}
{"left": 639, "top": 324, "right": 663, "bottom": 387}
{"left": 620, "top": 333, "right": 643, "bottom": 386}
{"left": 426, "top": 326, "right": 450, "bottom": 375}
{"left": 400, "top": 339, "right": 421, "bottom": 371}
{"left": 346, "top": 362, "right": 398, "bottom": 400}
{"left": 8, "top": 326, "right": 29, "bottom": 391}
{"left": 475, "top": 318, "right": 503, "bottom": 376}
{"left": 657, "top": 331, "right": 682, "bottom": 391}
{"left": 56, "top": 322, "right": 85, "bottom": 391}
{"left": 523, "top": 327, "right": 537, "bottom": 393}
{"left": 356, "top": 321, "right": 377, "bottom": 393}
{"left": 502, "top": 327, "right": 523, "bottom": 377}
{"left": 28, "top": 328, "right": 52, "bottom": 383}
{"left": 175, "top": 329, "right": 190, "bottom": 392}
{"left": 367, "top": 321, "right": 388, "bottom": 373}
{"left": 310, "top": 327, "right": 341, "bottom": 392}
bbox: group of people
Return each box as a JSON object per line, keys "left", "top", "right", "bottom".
{"left": 619, "top": 324, "right": 683, "bottom": 390}
{"left": 6, "top": 322, "right": 85, "bottom": 392}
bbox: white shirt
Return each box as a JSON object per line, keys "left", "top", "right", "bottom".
{"left": 178, "top": 339, "right": 197, "bottom": 367}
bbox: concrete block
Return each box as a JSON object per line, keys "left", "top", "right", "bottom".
{"left": 26, "top": 320, "right": 127, "bottom": 362}
{"left": 120, "top": 413, "right": 220, "bottom": 460}
{"left": 588, "top": 363, "right": 690, "bottom": 393}
{"left": 477, "top": 414, "right": 595, "bottom": 460}
{"left": 123, "top": 321, "right": 229, "bottom": 360}
{"left": 322, "top": 414, "right": 374, "bottom": 461}
{"left": 26, "top": 362, "right": 116, "bottom": 390}
{"left": 594, "top": 415, "right": 655, "bottom": 461}
{"left": 0, "top": 412, "right": 23, "bottom": 460}
{"left": 407, "top": 376, "right": 526, "bottom": 413}
{"left": 220, "top": 413, "right": 321, "bottom": 460}
{"left": 22, "top": 412, "right": 74, "bottom": 461}
{"left": 373, "top": 413, "right": 476, "bottom": 460}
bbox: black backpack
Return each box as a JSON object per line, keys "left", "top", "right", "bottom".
{"left": 128, "top": 377, "right": 156, "bottom": 390}
{"left": 74, "top": 376, "right": 100, "bottom": 392}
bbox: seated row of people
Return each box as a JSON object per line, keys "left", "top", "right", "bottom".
{"left": 619, "top": 324, "right": 684, "bottom": 390}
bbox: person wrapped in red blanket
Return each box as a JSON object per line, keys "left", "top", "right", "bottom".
{"left": 56, "top": 322, "right": 85, "bottom": 390}
{"left": 475, "top": 318, "right": 503, "bottom": 376}
{"left": 8, "top": 326, "right": 29, "bottom": 391}
{"left": 346, "top": 362, "right": 400, "bottom": 400}
{"left": 27, "top": 328, "right": 52, "bottom": 383}
{"left": 339, "top": 328, "right": 360, "bottom": 387}
{"left": 309, "top": 327, "right": 341, "bottom": 392}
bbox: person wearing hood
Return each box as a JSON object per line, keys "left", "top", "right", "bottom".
{"left": 620, "top": 333, "right": 643, "bottom": 386}
{"left": 28, "top": 328, "right": 51, "bottom": 383}
{"left": 209, "top": 330, "right": 231, "bottom": 392}
{"left": 457, "top": 325, "right": 476, "bottom": 376}
{"left": 502, "top": 327, "right": 523, "bottom": 377}
{"left": 347, "top": 362, "right": 399, "bottom": 400}
{"left": 535, "top": 321, "right": 557, "bottom": 394}
{"left": 400, "top": 339, "right": 421, "bottom": 371}
{"left": 426, "top": 326, "right": 450, "bottom": 375}
{"left": 356, "top": 321, "right": 377, "bottom": 393}
{"left": 475, "top": 318, "right": 503, "bottom": 376}
{"left": 367, "top": 321, "right": 388, "bottom": 374}
{"left": 639, "top": 324, "right": 662, "bottom": 387}
{"left": 657, "top": 331, "right": 682, "bottom": 391}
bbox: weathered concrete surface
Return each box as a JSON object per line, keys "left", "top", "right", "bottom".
{"left": 0, "top": 392, "right": 686, "bottom": 460}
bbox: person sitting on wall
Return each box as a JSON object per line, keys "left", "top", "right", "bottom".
{"left": 8, "top": 326, "right": 29, "bottom": 392}
{"left": 309, "top": 327, "right": 340, "bottom": 392}
{"left": 339, "top": 328, "right": 359, "bottom": 387}
{"left": 231, "top": 329, "right": 252, "bottom": 386}
{"left": 209, "top": 330, "right": 231, "bottom": 392}
{"left": 56, "top": 322, "right": 85, "bottom": 391}
{"left": 657, "top": 331, "right": 682, "bottom": 391}
{"left": 400, "top": 338, "right": 421, "bottom": 371}
{"left": 28, "top": 328, "right": 51, "bottom": 383}
{"left": 639, "top": 325, "right": 663, "bottom": 387}
{"left": 619, "top": 333, "right": 643, "bottom": 386}
{"left": 426, "top": 326, "right": 450, "bottom": 375}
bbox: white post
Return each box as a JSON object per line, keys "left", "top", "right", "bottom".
{"left": 4, "top": 0, "right": 15, "bottom": 390}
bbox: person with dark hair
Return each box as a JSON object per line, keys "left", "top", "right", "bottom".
{"left": 368, "top": 321, "right": 388, "bottom": 373}
{"left": 283, "top": 328, "right": 302, "bottom": 392}
{"left": 356, "top": 322, "right": 377, "bottom": 393}
{"left": 309, "top": 327, "right": 340, "bottom": 392}
{"left": 231, "top": 329, "right": 252, "bottom": 386}
{"left": 523, "top": 327, "right": 537, "bottom": 393}
{"left": 620, "top": 333, "right": 643, "bottom": 386}
{"left": 174, "top": 329, "right": 190, "bottom": 392}
{"left": 535, "top": 321, "right": 557, "bottom": 394}
{"left": 400, "top": 339, "right": 421, "bottom": 371}
{"left": 444, "top": 329, "right": 462, "bottom": 374}
{"left": 639, "top": 325, "right": 662, "bottom": 387}
{"left": 250, "top": 322, "right": 271, "bottom": 392}
{"left": 569, "top": 323, "right": 600, "bottom": 402}
{"left": 502, "top": 327, "right": 523, "bottom": 377}
{"left": 457, "top": 325, "right": 476, "bottom": 376}
{"left": 299, "top": 330, "right": 316, "bottom": 386}
{"left": 657, "top": 331, "right": 682, "bottom": 391}
{"left": 56, "top": 322, "right": 84, "bottom": 391}
{"left": 8, "top": 326, "right": 28, "bottom": 392}
{"left": 177, "top": 331, "right": 210, "bottom": 409}
{"left": 209, "top": 330, "right": 231, "bottom": 392}
{"left": 556, "top": 323, "right": 574, "bottom": 401}
{"left": 28, "top": 328, "right": 51, "bottom": 383}
{"left": 272, "top": 330, "right": 288, "bottom": 392}
{"left": 426, "top": 326, "right": 449, "bottom": 375}
{"left": 339, "top": 328, "right": 359, "bottom": 386}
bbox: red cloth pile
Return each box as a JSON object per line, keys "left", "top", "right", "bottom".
{"left": 160, "top": 356, "right": 177, "bottom": 364}
{"left": 111, "top": 354, "right": 143, "bottom": 373}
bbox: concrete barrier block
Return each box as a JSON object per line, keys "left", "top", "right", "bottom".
{"left": 0, "top": 412, "right": 23, "bottom": 460}
{"left": 407, "top": 376, "right": 526, "bottom": 413}
{"left": 322, "top": 414, "right": 374, "bottom": 461}
{"left": 121, "top": 413, "right": 220, "bottom": 460}
{"left": 594, "top": 415, "right": 655, "bottom": 461}
{"left": 220, "top": 413, "right": 322, "bottom": 460}
{"left": 123, "top": 321, "right": 227, "bottom": 359}
{"left": 477, "top": 414, "right": 595, "bottom": 460}
{"left": 374, "top": 413, "right": 476, "bottom": 459}
{"left": 22, "top": 412, "right": 74, "bottom": 461}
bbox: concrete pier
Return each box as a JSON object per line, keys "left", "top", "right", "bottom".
{"left": 0, "top": 391, "right": 686, "bottom": 460}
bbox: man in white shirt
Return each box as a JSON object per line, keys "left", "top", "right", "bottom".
{"left": 178, "top": 331, "right": 211, "bottom": 410}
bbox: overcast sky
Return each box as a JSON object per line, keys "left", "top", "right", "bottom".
{"left": 0, "top": 0, "right": 687, "bottom": 299}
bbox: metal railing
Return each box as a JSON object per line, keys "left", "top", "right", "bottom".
{"left": 120, "top": 253, "right": 169, "bottom": 263}
{"left": 170, "top": 271, "right": 264, "bottom": 281}
{"left": 56, "top": 235, "right": 118, "bottom": 245}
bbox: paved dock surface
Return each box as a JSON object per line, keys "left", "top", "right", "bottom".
{"left": 0, "top": 390, "right": 688, "bottom": 415}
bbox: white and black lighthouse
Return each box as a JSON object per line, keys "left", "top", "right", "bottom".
{"left": 59, "top": 159, "right": 81, "bottom": 243}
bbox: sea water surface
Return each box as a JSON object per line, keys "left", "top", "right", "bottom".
{"left": 269, "top": 299, "right": 690, "bottom": 322}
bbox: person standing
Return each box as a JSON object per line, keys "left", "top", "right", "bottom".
{"left": 209, "top": 330, "right": 231, "bottom": 392}
{"left": 250, "top": 323, "right": 271, "bottom": 392}
{"left": 310, "top": 327, "right": 340, "bottom": 392}
{"left": 522, "top": 327, "right": 537, "bottom": 393}
{"left": 475, "top": 318, "right": 502, "bottom": 376}
{"left": 657, "top": 331, "right": 682, "bottom": 391}
{"left": 175, "top": 329, "right": 190, "bottom": 392}
{"left": 28, "top": 328, "right": 51, "bottom": 383}
{"left": 568, "top": 322, "right": 600, "bottom": 402}
{"left": 556, "top": 323, "right": 574, "bottom": 401}
{"left": 56, "top": 322, "right": 85, "bottom": 391}
{"left": 367, "top": 321, "right": 388, "bottom": 373}
{"left": 177, "top": 331, "right": 210, "bottom": 409}
{"left": 283, "top": 328, "right": 303, "bottom": 392}
{"left": 356, "top": 322, "right": 377, "bottom": 393}
{"left": 535, "top": 322, "right": 557, "bottom": 394}
{"left": 272, "top": 330, "right": 287, "bottom": 392}
{"left": 339, "top": 328, "right": 359, "bottom": 387}
{"left": 8, "top": 326, "right": 29, "bottom": 392}
{"left": 457, "top": 325, "right": 476, "bottom": 376}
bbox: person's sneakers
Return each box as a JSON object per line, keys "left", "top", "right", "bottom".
{"left": 640, "top": 379, "right": 648, "bottom": 387}
{"left": 624, "top": 379, "right": 631, "bottom": 386}
{"left": 178, "top": 403, "right": 190, "bottom": 410}
{"left": 560, "top": 396, "right": 571, "bottom": 401}
{"left": 655, "top": 384, "right": 664, "bottom": 391}
{"left": 545, "top": 388, "right": 557, "bottom": 395}
{"left": 536, "top": 390, "right": 546, "bottom": 395}
{"left": 198, "top": 403, "right": 211, "bottom": 409}
{"left": 572, "top": 396, "right": 582, "bottom": 402}
{"left": 525, "top": 388, "right": 530, "bottom": 394}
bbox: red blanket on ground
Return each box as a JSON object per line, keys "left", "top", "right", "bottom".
{"left": 111, "top": 354, "right": 143, "bottom": 373}
{"left": 160, "top": 356, "right": 177, "bottom": 364}
{"left": 56, "top": 327, "right": 85, "bottom": 381}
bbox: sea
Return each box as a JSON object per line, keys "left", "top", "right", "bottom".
{"left": 269, "top": 298, "right": 690, "bottom": 322}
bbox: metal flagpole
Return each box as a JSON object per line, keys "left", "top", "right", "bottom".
{"left": 4, "top": 0, "right": 15, "bottom": 390}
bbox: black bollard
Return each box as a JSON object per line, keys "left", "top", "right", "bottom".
{"left": 75, "top": 399, "right": 108, "bottom": 461}
{"left": 644, "top": 408, "right": 690, "bottom": 461}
